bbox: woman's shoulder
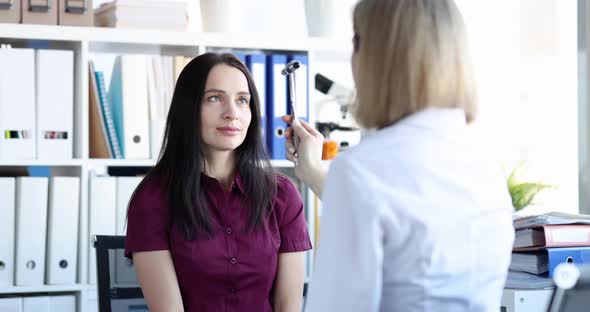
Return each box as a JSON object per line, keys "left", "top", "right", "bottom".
{"left": 275, "top": 174, "right": 300, "bottom": 196}
{"left": 272, "top": 174, "right": 303, "bottom": 210}
{"left": 128, "top": 174, "right": 169, "bottom": 214}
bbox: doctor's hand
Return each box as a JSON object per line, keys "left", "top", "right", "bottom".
{"left": 282, "top": 115, "right": 327, "bottom": 198}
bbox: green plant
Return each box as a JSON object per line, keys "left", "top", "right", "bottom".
{"left": 506, "top": 165, "right": 553, "bottom": 211}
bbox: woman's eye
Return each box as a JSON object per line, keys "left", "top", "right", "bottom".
{"left": 238, "top": 98, "right": 249, "bottom": 105}
{"left": 208, "top": 95, "right": 221, "bottom": 102}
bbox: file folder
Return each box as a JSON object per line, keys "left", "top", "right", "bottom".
{"left": 22, "top": 0, "right": 58, "bottom": 25}
{"left": 15, "top": 177, "right": 49, "bottom": 286}
{"left": 514, "top": 224, "right": 590, "bottom": 249}
{"left": 115, "top": 177, "right": 141, "bottom": 284}
{"left": 0, "top": 178, "right": 15, "bottom": 287}
{"left": 89, "top": 176, "right": 117, "bottom": 284}
{"left": 0, "top": 48, "right": 36, "bottom": 160}
{"left": 49, "top": 295, "right": 76, "bottom": 312}
{"left": 287, "top": 54, "right": 309, "bottom": 122}
{"left": 0, "top": 0, "right": 20, "bottom": 23}
{"left": 266, "top": 54, "right": 288, "bottom": 160}
{"left": 36, "top": 49, "right": 74, "bottom": 160}
{"left": 110, "top": 55, "right": 150, "bottom": 159}
{"left": 115, "top": 177, "right": 141, "bottom": 235}
{"left": 246, "top": 54, "right": 267, "bottom": 142}
{"left": 58, "top": 0, "right": 93, "bottom": 26}
{"left": 89, "top": 61, "right": 112, "bottom": 158}
{"left": 46, "top": 177, "right": 79, "bottom": 285}
{"left": 95, "top": 70, "right": 122, "bottom": 159}
{"left": 234, "top": 53, "right": 246, "bottom": 65}
{"left": 23, "top": 296, "right": 49, "bottom": 312}
{"left": 546, "top": 247, "right": 590, "bottom": 277}
{"left": 511, "top": 247, "right": 590, "bottom": 277}
{"left": 0, "top": 297, "right": 22, "bottom": 312}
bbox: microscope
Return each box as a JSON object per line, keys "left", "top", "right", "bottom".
{"left": 314, "top": 73, "right": 359, "bottom": 159}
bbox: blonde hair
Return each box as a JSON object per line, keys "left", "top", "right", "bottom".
{"left": 352, "top": 0, "right": 477, "bottom": 129}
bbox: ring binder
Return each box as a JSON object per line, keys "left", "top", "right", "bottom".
{"left": 0, "top": 0, "right": 19, "bottom": 24}
{"left": 0, "top": 0, "right": 13, "bottom": 10}
{"left": 22, "top": 0, "right": 57, "bottom": 24}
{"left": 65, "top": 0, "right": 86, "bottom": 13}
{"left": 58, "top": 0, "right": 92, "bottom": 26}
{"left": 28, "top": 0, "right": 50, "bottom": 12}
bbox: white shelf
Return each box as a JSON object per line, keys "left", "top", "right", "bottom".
{"left": 85, "top": 158, "right": 157, "bottom": 167}
{"left": 0, "top": 159, "right": 301, "bottom": 168}
{"left": 0, "top": 284, "right": 87, "bottom": 294}
{"left": 84, "top": 159, "right": 295, "bottom": 168}
{"left": 0, "top": 23, "right": 196, "bottom": 46}
{"left": 307, "top": 36, "right": 352, "bottom": 54}
{"left": 0, "top": 159, "right": 83, "bottom": 167}
{"left": 0, "top": 23, "right": 349, "bottom": 52}
{"left": 200, "top": 32, "right": 308, "bottom": 52}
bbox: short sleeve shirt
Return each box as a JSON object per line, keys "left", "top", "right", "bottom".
{"left": 125, "top": 173, "right": 312, "bottom": 312}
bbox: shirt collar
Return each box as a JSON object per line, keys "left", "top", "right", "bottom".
{"left": 391, "top": 107, "right": 467, "bottom": 134}
{"left": 201, "top": 171, "right": 245, "bottom": 194}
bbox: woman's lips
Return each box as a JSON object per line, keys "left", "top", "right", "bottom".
{"left": 217, "top": 127, "right": 241, "bottom": 136}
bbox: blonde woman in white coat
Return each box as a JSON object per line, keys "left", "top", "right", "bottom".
{"left": 283, "top": 0, "right": 515, "bottom": 311}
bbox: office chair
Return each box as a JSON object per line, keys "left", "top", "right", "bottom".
{"left": 547, "top": 263, "right": 590, "bottom": 312}
{"left": 93, "top": 235, "right": 147, "bottom": 312}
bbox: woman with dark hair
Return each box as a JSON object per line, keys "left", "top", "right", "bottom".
{"left": 124, "top": 53, "right": 311, "bottom": 312}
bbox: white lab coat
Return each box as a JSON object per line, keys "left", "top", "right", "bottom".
{"left": 305, "top": 108, "right": 515, "bottom": 312}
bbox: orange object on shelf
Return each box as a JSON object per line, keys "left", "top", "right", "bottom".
{"left": 322, "top": 140, "right": 339, "bottom": 160}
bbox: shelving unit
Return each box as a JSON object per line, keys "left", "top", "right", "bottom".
{"left": 0, "top": 22, "right": 349, "bottom": 312}
{"left": 0, "top": 284, "right": 87, "bottom": 295}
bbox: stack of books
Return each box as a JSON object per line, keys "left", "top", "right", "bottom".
{"left": 94, "top": 0, "right": 189, "bottom": 31}
{"left": 506, "top": 212, "right": 590, "bottom": 289}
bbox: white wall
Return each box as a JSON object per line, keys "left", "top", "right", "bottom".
{"left": 457, "top": 0, "right": 579, "bottom": 214}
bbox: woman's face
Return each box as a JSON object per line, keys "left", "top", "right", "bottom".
{"left": 200, "top": 64, "right": 252, "bottom": 154}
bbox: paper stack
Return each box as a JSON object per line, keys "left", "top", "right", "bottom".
{"left": 506, "top": 212, "right": 590, "bottom": 288}
{"left": 95, "top": 0, "right": 188, "bottom": 31}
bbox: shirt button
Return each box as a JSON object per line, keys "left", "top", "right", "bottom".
{"left": 230, "top": 288, "right": 236, "bottom": 294}
{"left": 226, "top": 227, "right": 232, "bottom": 234}
{"left": 230, "top": 257, "right": 237, "bottom": 264}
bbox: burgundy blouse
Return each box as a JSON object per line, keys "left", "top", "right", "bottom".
{"left": 124, "top": 173, "right": 312, "bottom": 312}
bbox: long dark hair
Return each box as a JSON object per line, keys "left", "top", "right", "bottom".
{"left": 140, "top": 52, "right": 276, "bottom": 239}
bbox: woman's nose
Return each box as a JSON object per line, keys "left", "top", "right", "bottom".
{"left": 223, "top": 103, "right": 239, "bottom": 120}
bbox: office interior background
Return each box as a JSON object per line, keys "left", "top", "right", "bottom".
{"left": 0, "top": 0, "right": 588, "bottom": 311}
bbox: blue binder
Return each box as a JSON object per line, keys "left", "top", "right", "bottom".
{"left": 546, "top": 247, "right": 590, "bottom": 277}
{"left": 266, "top": 54, "right": 288, "bottom": 160}
{"left": 95, "top": 71, "right": 122, "bottom": 159}
{"left": 246, "top": 54, "right": 267, "bottom": 143}
{"left": 287, "top": 54, "right": 309, "bottom": 122}
{"left": 233, "top": 53, "right": 247, "bottom": 65}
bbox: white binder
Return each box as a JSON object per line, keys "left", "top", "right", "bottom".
{"left": 0, "top": 48, "right": 36, "bottom": 160}
{"left": 15, "top": 177, "right": 49, "bottom": 286}
{"left": 35, "top": 49, "right": 74, "bottom": 160}
{"left": 0, "top": 297, "right": 22, "bottom": 312}
{"left": 23, "top": 296, "right": 49, "bottom": 312}
{"left": 111, "top": 55, "right": 150, "bottom": 159}
{"left": 49, "top": 295, "right": 76, "bottom": 312}
{"left": 89, "top": 176, "right": 117, "bottom": 284}
{"left": 46, "top": 177, "right": 80, "bottom": 285}
{"left": 0, "top": 178, "right": 15, "bottom": 287}
{"left": 116, "top": 177, "right": 141, "bottom": 235}
{"left": 115, "top": 177, "right": 142, "bottom": 284}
